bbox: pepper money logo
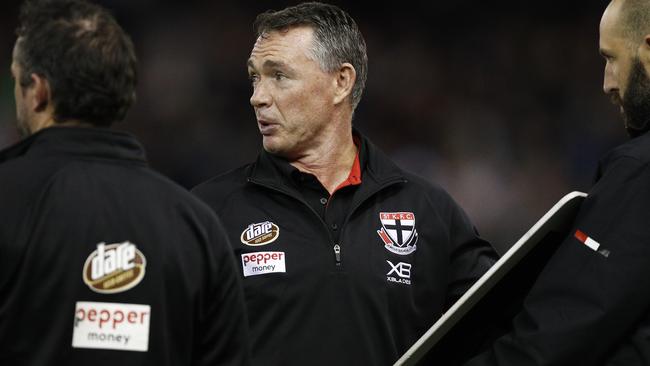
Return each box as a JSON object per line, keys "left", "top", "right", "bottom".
{"left": 240, "top": 221, "right": 280, "bottom": 246}
{"left": 82, "top": 241, "right": 146, "bottom": 294}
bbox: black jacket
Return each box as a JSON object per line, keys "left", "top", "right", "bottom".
{"left": 193, "top": 132, "right": 496, "bottom": 366}
{"left": 0, "top": 127, "right": 249, "bottom": 366}
{"left": 466, "top": 131, "right": 650, "bottom": 366}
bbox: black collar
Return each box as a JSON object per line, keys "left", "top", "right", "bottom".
{"left": 248, "top": 129, "right": 405, "bottom": 190}
{"left": 0, "top": 126, "right": 147, "bottom": 165}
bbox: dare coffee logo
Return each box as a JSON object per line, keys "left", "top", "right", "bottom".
{"left": 240, "top": 221, "right": 280, "bottom": 246}
{"left": 83, "top": 241, "right": 146, "bottom": 294}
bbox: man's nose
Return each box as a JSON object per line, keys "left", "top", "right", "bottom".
{"left": 603, "top": 63, "right": 618, "bottom": 95}
{"left": 250, "top": 81, "right": 271, "bottom": 109}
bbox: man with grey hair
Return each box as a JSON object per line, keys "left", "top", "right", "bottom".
{"left": 465, "top": 0, "right": 650, "bottom": 364}
{"left": 194, "top": 2, "right": 496, "bottom": 365}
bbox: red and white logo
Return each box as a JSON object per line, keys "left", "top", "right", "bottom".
{"left": 377, "top": 212, "right": 418, "bottom": 255}
{"left": 72, "top": 301, "right": 150, "bottom": 352}
{"left": 574, "top": 230, "right": 610, "bottom": 257}
{"left": 241, "top": 251, "right": 286, "bottom": 277}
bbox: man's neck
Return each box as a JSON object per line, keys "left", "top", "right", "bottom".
{"left": 28, "top": 117, "right": 92, "bottom": 135}
{"left": 290, "top": 129, "right": 357, "bottom": 195}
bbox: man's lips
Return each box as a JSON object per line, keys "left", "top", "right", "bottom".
{"left": 257, "top": 119, "right": 278, "bottom": 135}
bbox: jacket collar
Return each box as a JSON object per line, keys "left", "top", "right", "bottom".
{"left": 247, "top": 128, "right": 405, "bottom": 190}
{"left": 0, "top": 126, "right": 147, "bottom": 165}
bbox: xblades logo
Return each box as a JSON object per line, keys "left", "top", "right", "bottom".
{"left": 386, "top": 260, "right": 411, "bottom": 285}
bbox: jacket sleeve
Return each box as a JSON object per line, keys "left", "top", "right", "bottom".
{"left": 465, "top": 156, "right": 650, "bottom": 366}
{"left": 446, "top": 196, "right": 498, "bottom": 309}
{"left": 196, "top": 214, "right": 251, "bottom": 366}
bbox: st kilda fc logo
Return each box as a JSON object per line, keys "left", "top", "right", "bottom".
{"left": 377, "top": 212, "right": 418, "bottom": 255}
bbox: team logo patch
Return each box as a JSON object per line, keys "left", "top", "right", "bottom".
{"left": 386, "top": 260, "right": 412, "bottom": 285}
{"left": 72, "top": 301, "right": 150, "bottom": 352}
{"left": 574, "top": 230, "right": 610, "bottom": 258}
{"left": 241, "top": 221, "right": 280, "bottom": 246}
{"left": 83, "top": 242, "right": 146, "bottom": 294}
{"left": 241, "top": 251, "right": 286, "bottom": 277}
{"left": 377, "top": 212, "right": 418, "bottom": 255}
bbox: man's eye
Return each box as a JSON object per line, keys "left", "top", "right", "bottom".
{"left": 601, "top": 52, "right": 614, "bottom": 61}
{"left": 274, "top": 72, "right": 286, "bottom": 81}
{"left": 249, "top": 74, "right": 259, "bottom": 84}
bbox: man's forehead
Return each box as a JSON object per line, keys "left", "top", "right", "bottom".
{"left": 601, "top": 6, "right": 618, "bottom": 31}
{"left": 601, "top": 0, "right": 631, "bottom": 38}
{"left": 11, "top": 39, "right": 23, "bottom": 72}
{"left": 248, "top": 26, "right": 315, "bottom": 65}
{"left": 12, "top": 38, "right": 22, "bottom": 59}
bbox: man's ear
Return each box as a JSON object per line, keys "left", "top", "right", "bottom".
{"left": 332, "top": 63, "right": 356, "bottom": 106}
{"left": 27, "top": 73, "right": 51, "bottom": 113}
{"left": 639, "top": 35, "right": 650, "bottom": 73}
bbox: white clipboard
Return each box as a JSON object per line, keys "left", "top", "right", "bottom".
{"left": 395, "top": 191, "right": 587, "bottom": 366}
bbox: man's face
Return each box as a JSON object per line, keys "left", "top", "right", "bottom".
{"left": 247, "top": 26, "right": 336, "bottom": 159}
{"left": 600, "top": 1, "right": 650, "bottom": 135}
{"left": 620, "top": 57, "right": 650, "bottom": 136}
{"left": 11, "top": 41, "right": 33, "bottom": 137}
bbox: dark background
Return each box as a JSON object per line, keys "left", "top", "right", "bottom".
{"left": 0, "top": 0, "right": 620, "bottom": 253}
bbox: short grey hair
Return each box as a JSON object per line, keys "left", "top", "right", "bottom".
{"left": 254, "top": 2, "right": 368, "bottom": 110}
{"left": 616, "top": 0, "right": 650, "bottom": 45}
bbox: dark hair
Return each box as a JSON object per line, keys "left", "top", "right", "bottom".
{"left": 254, "top": 2, "right": 367, "bottom": 110}
{"left": 16, "top": 0, "right": 137, "bottom": 126}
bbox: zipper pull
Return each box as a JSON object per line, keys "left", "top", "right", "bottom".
{"left": 333, "top": 244, "right": 341, "bottom": 266}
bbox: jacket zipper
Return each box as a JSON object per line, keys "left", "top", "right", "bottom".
{"left": 247, "top": 177, "right": 335, "bottom": 245}
{"left": 248, "top": 177, "right": 407, "bottom": 266}
{"left": 333, "top": 177, "right": 407, "bottom": 266}
{"left": 333, "top": 244, "right": 341, "bottom": 266}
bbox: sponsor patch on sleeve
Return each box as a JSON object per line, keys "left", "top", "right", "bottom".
{"left": 241, "top": 251, "right": 286, "bottom": 277}
{"left": 574, "top": 230, "right": 610, "bottom": 258}
{"left": 72, "top": 301, "right": 150, "bottom": 352}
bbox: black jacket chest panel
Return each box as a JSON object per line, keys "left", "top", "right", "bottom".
{"left": 193, "top": 131, "right": 496, "bottom": 365}
{"left": 217, "top": 179, "right": 455, "bottom": 360}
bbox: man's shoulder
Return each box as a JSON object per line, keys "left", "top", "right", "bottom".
{"left": 361, "top": 136, "right": 459, "bottom": 211}
{"left": 391, "top": 168, "right": 461, "bottom": 214}
{"left": 398, "top": 169, "right": 452, "bottom": 197}
{"left": 591, "top": 136, "right": 650, "bottom": 188}
{"left": 139, "top": 168, "right": 217, "bottom": 214}
{"left": 0, "top": 153, "right": 64, "bottom": 209}
{"left": 0, "top": 152, "right": 211, "bottom": 214}
{"left": 605, "top": 133, "right": 650, "bottom": 167}
{"left": 192, "top": 163, "right": 254, "bottom": 207}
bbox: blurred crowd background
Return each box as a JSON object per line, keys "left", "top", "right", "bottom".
{"left": 0, "top": 0, "right": 623, "bottom": 253}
